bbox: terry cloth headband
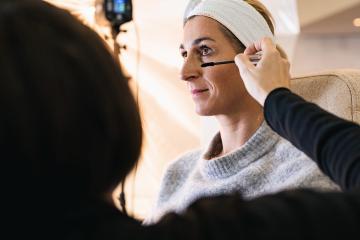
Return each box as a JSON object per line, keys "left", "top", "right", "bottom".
{"left": 184, "top": 0, "right": 275, "bottom": 48}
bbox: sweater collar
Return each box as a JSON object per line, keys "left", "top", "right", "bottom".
{"left": 199, "top": 121, "right": 279, "bottom": 180}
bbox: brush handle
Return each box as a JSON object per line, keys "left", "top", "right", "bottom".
{"left": 201, "top": 54, "right": 261, "bottom": 68}
{"left": 201, "top": 61, "right": 234, "bottom": 67}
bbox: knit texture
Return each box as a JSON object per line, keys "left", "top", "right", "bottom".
{"left": 145, "top": 121, "right": 340, "bottom": 224}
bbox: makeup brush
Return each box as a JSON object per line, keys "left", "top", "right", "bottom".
{"left": 201, "top": 53, "right": 261, "bottom": 68}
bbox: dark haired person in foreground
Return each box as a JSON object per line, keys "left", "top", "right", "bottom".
{"left": 1, "top": 0, "right": 358, "bottom": 239}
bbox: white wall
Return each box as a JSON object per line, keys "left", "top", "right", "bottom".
{"left": 292, "top": 34, "right": 360, "bottom": 76}
{"left": 297, "top": 0, "right": 360, "bottom": 26}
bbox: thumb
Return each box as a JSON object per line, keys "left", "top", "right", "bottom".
{"left": 234, "top": 54, "right": 255, "bottom": 73}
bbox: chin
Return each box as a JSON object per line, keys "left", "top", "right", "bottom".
{"left": 195, "top": 106, "right": 214, "bottom": 116}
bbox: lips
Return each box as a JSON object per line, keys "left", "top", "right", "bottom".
{"left": 191, "top": 89, "right": 209, "bottom": 94}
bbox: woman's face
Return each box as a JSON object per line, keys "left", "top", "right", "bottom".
{"left": 180, "top": 16, "right": 249, "bottom": 116}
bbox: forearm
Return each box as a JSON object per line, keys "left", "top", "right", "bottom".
{"left": 264, "top": 88, "right": 360, "bottom": 190}
{"left": 155, "top": 189, "right": 360, "bottom": 239}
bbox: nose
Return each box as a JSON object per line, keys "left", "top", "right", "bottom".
{"left": 180, "top": 55, "right": 201, "bottom": 82}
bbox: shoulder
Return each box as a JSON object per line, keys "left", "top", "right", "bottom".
{"left": 160, "top": 149, "right": 201, "bottom": 189}
{"left": 271, "top": 136, "right": 304, "bottom": 157}
{"left": 165, "top": 149, "right": 202, "bottom": 174}
{"left": 156, "top": 149, "right": 202, "bottom": 201}
{"left": 272, "top": 138, "right": 340, "bottom": 190}
{"left": 144, "top": 149, "right": 202, "bottom": 224}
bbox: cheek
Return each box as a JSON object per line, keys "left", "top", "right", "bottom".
{"left": 206, "top": 67, "right": 245, "bottom": 93}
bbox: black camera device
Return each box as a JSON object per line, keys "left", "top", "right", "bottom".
{"left": 104, "top": 0, "right": 132, "bottom": 27}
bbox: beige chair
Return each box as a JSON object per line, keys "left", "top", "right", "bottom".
{"left": 291, "top": 69, "right": 360, "bottom": 124}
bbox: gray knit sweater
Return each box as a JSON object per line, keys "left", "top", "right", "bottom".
{"left": 145, "top": 121, "right": 340, "bottom": 224}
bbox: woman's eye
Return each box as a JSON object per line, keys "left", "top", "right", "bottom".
{"left": 180, "top": 51, "right": 187, "bottom": 58}
{"left": 199, "top": 46, "right": 212, "bottom": 56}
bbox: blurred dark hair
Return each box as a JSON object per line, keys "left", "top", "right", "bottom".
{"left": 0, "top": 0, "right": 142, "bottom": 212}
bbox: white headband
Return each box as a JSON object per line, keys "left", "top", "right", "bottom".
{"left": 184, "top": 0, "right": 275, "bottom": 47}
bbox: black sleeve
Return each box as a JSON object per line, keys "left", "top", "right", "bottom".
{"left": 263, "top": 88, "right": 360, "bottom": 190}
{"left": 155, "top": 189, "right": 360, "bottom": 240}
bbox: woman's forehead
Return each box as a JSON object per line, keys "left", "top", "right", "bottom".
{"left": 184, "top": 16, "right": 220, "bottom": 32}
{"left": 182, "top": 16, "right": 226, "bottom": 47}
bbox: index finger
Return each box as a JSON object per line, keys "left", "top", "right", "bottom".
{"left": 244, "top": 37, "right": 276, "bottom": 55}
{"left": 260, "top": 37, "right": 277, "bottom": 56}
{"left": 243, "top": 40, "right": 263, "bottom": 55}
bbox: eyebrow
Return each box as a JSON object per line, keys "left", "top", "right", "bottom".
{"left": 179, "top": 37, "right": 216, "bottom": 50}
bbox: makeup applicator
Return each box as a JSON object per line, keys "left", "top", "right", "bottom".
{"left": 201, "top": 53, "right": 261, "bottom": 68}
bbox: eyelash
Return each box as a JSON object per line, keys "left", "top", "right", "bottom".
{"left": 199, "top": 45, "right": 212, "bottom": 56}
{"left": 180, "top": 45, "right": 213, "bottom": 58}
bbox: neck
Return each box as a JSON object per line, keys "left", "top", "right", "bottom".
{"left": 215, "top": 102, "right": 263, "bottom": 157}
